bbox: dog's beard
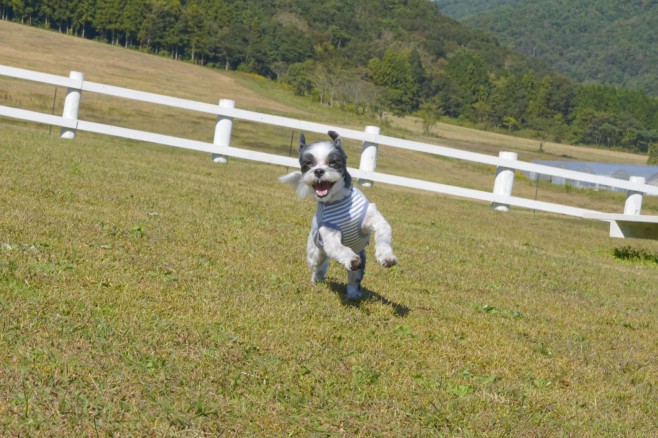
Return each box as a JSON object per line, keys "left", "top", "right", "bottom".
{"left": 301, "top": 168, "right": 347, "bottom": 203}
{"left": 279, "top": 169, "right": 348, "bottom": 202}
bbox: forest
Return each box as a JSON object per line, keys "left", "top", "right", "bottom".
{"left": 1, "top": 0, "right": 658, "bottom": 153}
{"left": 437, "top": 0, "right": 658, "bottom": 96}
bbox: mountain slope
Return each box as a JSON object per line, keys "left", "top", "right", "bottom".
{"left": 436, "top": 0, "right": 658, "bottom": 95}
{"left": 434, "top": 0, "right": 521, "bottom": 20}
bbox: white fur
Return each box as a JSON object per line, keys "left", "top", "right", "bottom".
{"left": 280, "top": 132, "right": 397, "bottom": 300}
{"left": 280, "top": 141, "right": 348, "bottom": 203}
{"left": 279, "top": 171, "right": 313, "bottom": 199}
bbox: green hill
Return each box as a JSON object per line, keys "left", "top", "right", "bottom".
{"left": 434, "top": 0, "right": 519, "bottom": 20}
{"left": 3, "top": 1, "right": 658, "bottom": 151}
{"left": 436, "top": 0, "right": 658, "bottom": 95}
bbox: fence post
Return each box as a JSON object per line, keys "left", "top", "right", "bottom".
{"left": 212, "top": 99, "right": 235, "bottom": 164}
{"left": 624, "top": 176, "right": 645, "bottom": 215}
{"left": 358, "top": 125, "right": 380, "bottom": 187}
{"left": 491, "top": 151, "right": 518, "bottom": 212}
{"left": 60, "top": 71, "right": 84, "bottom": 139}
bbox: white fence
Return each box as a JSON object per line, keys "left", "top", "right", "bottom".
{"left": 2, "top": 64, "right": 658, "bottom": 239}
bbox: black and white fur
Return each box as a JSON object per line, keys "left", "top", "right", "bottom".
{"left": 280, "top": 131, "right": 397, "bottom": 299}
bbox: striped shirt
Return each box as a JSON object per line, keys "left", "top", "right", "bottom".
{"left": 314, "top": 187, "right": 370, "bottom": 253}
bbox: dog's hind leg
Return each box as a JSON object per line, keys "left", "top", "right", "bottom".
{"left": 346, "top": 250, "right": 366, "bottom": 299}
{"left": 307, "top": 231, "right": 329, "bottom": 282}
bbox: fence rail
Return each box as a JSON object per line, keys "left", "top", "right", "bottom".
{"left": 2, "top": 64, "right": 658, "bottom": 239}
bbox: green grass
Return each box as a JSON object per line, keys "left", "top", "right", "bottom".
{"left": 1, "top": 125, "right": 657, "bottom": 436}
{"left": 1, "top": 21, "right": 657, "bottom": 436}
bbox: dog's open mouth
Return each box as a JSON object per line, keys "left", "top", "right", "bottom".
{"left": 313, "top": 181, "right": 334, "bottom": 198}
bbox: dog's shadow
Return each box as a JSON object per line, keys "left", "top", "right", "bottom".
{"left": 326, "top": 281, "right": 410, "bottom": 317}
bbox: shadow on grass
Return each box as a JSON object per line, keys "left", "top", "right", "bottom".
{"left": 327, "top": 281, "right": 410, "bottom": 317}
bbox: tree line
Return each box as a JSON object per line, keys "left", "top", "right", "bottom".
{"left": 2, "top": 0, "right": 657, "bottom": 153}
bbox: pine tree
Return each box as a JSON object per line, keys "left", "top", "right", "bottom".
{"left": 648, "top": 143, "right": 658, "bottom": 165}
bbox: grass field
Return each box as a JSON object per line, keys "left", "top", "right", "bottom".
{"left": 1, "top": 22, "right": 657, "bottom": 436}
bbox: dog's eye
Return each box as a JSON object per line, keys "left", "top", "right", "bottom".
{"left": 301, "top": 159, "right": 313, "bottom": 173}
{"left": 329, "top": 160, "right": 341, "bottom": 168}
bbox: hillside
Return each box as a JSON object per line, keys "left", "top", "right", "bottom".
{"left": 434, "top": 0, "right": 518, "bottom": 20}
{"left": 1, "top": 20, "right": 650, "bottom": 168}
{"left": 436, "top": 0, "right": 658, "bottom": 96}
{"left": 0, "top": 0, "right": 544, "bottom": 114}
{"left": 3, "top": 1, "right": 658, "bottom": 152}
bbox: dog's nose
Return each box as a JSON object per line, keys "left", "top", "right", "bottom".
{"left": 314, "top": 169, "right": 325, "bottom": 178}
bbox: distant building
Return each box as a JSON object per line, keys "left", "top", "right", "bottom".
{"left": 526, "top": 161, "right": 658, "bottom": 192}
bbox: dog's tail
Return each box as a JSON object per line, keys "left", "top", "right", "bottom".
{"left": 279, "top": 171, "right": 313, "bottom": 199}
{"left": 279, "top": 171, "right": 302, "bottom": 186}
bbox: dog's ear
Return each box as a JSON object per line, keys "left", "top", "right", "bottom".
{"left": 298, "top": 133, "right": 307, "bottom": 154}
{"left": 328, "top": 131, "right": 341, "bottom": 148}
{"left": 343, "top": 169, "right": 353, "bottom": 189}
{"left": 328, "top": 130, "right": 348, "bottom": 161}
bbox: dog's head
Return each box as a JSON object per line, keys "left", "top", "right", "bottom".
{"left": 280, "top": 131, "right": 352, "bottom": 203}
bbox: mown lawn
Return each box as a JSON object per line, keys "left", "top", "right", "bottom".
{"left": 1, "top": 125, "right": 656, "bottom": 436}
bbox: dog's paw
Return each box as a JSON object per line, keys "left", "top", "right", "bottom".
{"left": 347, "top": 256, "right": 362, "bottom": 271}
{"left": 311, "top": 271, "right": 326, "bottom": 283}
{"left": 346, "top": 284, "right": 363, "bottom": 300}
{"left": 379, "top": 255, "right": 397, "bottom": 268}
{"left": 376, "top": 247, "right": 397, "bottom": 268}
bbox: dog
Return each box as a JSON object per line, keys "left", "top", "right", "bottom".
{"left": 280, "top": 131, "right": 397, "bottom": 299}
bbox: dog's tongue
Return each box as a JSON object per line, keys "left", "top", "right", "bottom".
{"left": 314, "top": 181, "right": 331, "bottom": 197}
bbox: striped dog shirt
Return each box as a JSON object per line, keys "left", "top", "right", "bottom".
{"left": 313, "top": 187, "right": 370, "bottom": 253}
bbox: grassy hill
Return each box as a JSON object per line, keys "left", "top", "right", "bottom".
{"left": 1, "top": 22, "right": 657, "bottom": 436}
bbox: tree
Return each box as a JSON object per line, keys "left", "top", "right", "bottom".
{"left": 70, "top": 0, "right": 95, "bottom": 37}
{"left": 646, "top": 139, "right": 658, "bottom": 165}
{"left": 544, "top": 75, "right": 577, "bottom": 120}
{"left": 638, "top": 130, "right": 658, "bottom": 155}
{"left": 487, "top": 73, "right": 527, "bottom": 128}
{"left": 416, "top": 98, "right": 443, "bottom": 135}
{"left": 138, "top": 0, "right": 179, "bottom": 54}
{"left": 502, "top": 116, "right": 520, "bottom": 132}
{"left": 120, "top": 0, "right": 147, "bottom": 47}
{"left": 40, "top": 0, "right": 72, "bottom": 32}
{"left": 93, "top": 0, "right": 124, "bottom": 44}
{"left": 265, "top": 24, "right": 313, "bottom": 69}
{"left": 336, "top": 78, "right": 379, "bottom": 115}
{"left": 446, "top": 49, "right": 490, "bottom": 105}
{"left": 285, "top": 60, "right": 315, "bottom": 96}
{"left": 312, "top": 61, "right": 347, "bottom": 107}
{"left": 367, "top": 48, "right": 419, "bottom": 115}
{"left": 7, "top": 0, "right": 38, "bottom": 24}
{"left": 179, "top": 0, "right": 210, "bottom": 62}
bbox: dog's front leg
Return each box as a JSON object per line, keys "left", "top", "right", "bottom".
{"left": 318, "top": 226, "right": 362, "bottom": 271}
{"left": 362, "top": 204, "right": 397, "bottom": 267}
